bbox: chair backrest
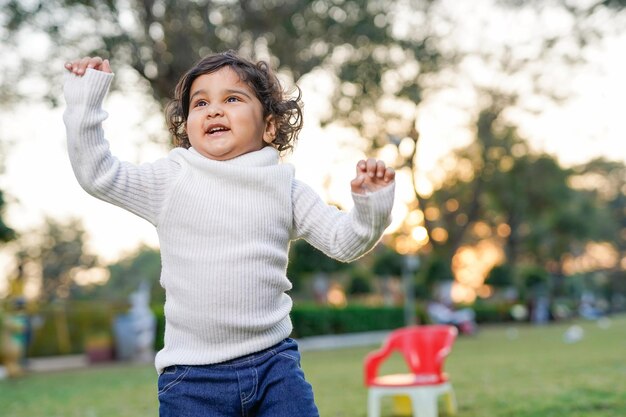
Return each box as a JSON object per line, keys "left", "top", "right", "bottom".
{"left": 389, "top": 325, "right": 457, "bottom": 375}
{"left": 364, "top": 325, "right": 457, "bottom": 385}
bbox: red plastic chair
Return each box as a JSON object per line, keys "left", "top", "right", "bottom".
{"left": 364, "top": 325, "right": 458, "bottom": 417}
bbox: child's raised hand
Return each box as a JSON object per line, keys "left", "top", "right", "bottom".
{"left": 64, "top": 57, "right": 112, "bottom": 76}
{"left": 350, "top": 158, "right": 395, "bottom": 194}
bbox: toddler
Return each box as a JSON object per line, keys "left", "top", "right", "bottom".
{"left": 64, "top": 51, "right": 395, "bottom": 417}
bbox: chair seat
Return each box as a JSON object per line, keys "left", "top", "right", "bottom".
{"left": 371, "top": 373, "right": 447, "bottom": 387}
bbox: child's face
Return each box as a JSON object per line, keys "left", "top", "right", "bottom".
{"left": 186, "top": 67, "right": 275, "bottom": 161}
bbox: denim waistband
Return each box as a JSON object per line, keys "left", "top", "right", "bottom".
{"left": 189, "top": 338, "right": 298, "bottom": 370}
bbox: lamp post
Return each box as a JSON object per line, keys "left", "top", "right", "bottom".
{"left": 403, "top": 254, "right": 420, "bottom": 326}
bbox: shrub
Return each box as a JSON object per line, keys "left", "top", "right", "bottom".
{"left": 470, "top": 301, "right": 515, "bottom": 323}
{"left": 27, "top": 301, "right": 128, "bottom": 357}
{"left": 289, "top": 304, "right": 427, "bottom": 338}
{"left": 151, "top": 304, "right": 430, "bottom": 341}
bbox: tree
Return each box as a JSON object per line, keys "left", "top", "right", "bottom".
{"left": 488, "top": 151, "right": 616, "bottom": 299}
{"left": 380, "top": 1, "right": 625, "bottom": 283}
{"left": 1, "top": 0, "right": 445, "bottom": 114}
{"left": 9, "top": 217, "right": 100, "bottom": 354}
{"left": 486, "top": 264, "right": 514, "bottom": 289}
{"left": 408, "top": 92, "right": 620, "bottom": 302}
{"left": 0, "top": 141, "right": 16, "bottom": 245}
{"left": 371, "top": 245, "right": 405, "bottom": 278}
{"left": 4, "top": 1, "right": 622, "bottom": 134}
{"left": 569, "top": 158, "right": 626, "bottom": 307}
{"left": 571, "top": 158, "right": 625, "bottom": 260}
{"left": 92, "top": 245, "right": 163, "bottom": 303}
{"left": 346, "top": 266, "right": 374, "bottom": 296}
{"left": 15, "top": 217, "right": 98, "bottom": 302}
{"left": 398, "top": 96, "right": 522, "bottom": 278}
{"left": 287, "top": 239, "right": 349, "bottom": 292}
{"left": 0, "top": 190, "right": 15, "bottom": 244}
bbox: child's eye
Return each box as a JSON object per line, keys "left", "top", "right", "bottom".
{"left": 194, "top": 100, "right": 208, "bottom": 107}
{"left": 226, "top": 96, "right": 239, "bottom": 103}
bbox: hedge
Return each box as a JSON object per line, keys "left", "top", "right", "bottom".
{"left": 291, "top": 303, "right": 433, "bottom": 337}
{"left": 21, "top": 301, "right": 518, "bottom": 357}
{"left": 23, "top": 303, "right": 428, "bottom": 355}
{"left": 289, "top": 304, "right": 424, "bottom": 338}
{"left": 151, "top": 304, "right": 422, "bottom": 351}
{"left": 470, "top": 302, "right": 515, "bottom": 323}
{"left": 26, "top": 302, "right": 128, "bottom": 357}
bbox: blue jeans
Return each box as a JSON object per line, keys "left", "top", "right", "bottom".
{"left": 158, "top": 338, "right": 319, "bottom": 417}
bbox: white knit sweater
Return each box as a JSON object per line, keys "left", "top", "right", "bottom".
{"left": 63, "top": 69, "right": 395, "bottom": 373}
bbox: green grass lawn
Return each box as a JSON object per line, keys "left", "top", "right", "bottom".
{"left": 1, "top": 315, "right": 625, "bottom": 417}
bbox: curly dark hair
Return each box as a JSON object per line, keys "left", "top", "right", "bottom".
{"left": 166, "top": 50, "right": 303, "bottom": 153}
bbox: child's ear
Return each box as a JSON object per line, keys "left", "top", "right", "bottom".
{"left": 263, "top": 116, "right": 277, "bottom": 144}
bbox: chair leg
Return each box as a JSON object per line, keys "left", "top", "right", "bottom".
{"left": 410, "top": 392, "right": 438, "bottom": 417}
{"left": 443, "top": 387, "right": 457, "bottom": 415}
{"left": 368, "top": 390, "right": 381, "bottom": 417}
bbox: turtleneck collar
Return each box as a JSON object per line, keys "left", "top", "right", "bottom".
{"left": 188, "top": 146, "right": 279, "bottom": 167}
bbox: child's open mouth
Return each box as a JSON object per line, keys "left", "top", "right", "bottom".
{"left": 206, "top": 124, "right": 230, "bottom": 136}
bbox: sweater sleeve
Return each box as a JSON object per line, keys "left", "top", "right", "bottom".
{"left": 291, "top": 179, "right": 394, "bottom": 262}
{"left": 63, "top": 69, "right": 179, "bottom": 226}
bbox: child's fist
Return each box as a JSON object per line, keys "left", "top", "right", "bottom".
{"left": 350, "top": 158, "right": 395, "bottom": 194}
{"left": 64, "top": 57, "right": 112, "bottom": 76}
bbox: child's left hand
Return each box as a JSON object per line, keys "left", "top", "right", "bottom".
{"left": 350, "top": 158, "right": 395, "bottom": 194}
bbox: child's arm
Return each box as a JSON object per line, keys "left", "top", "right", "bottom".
{"left": 292, "top": 159, "right": 395, "bottom": 262}
{"left": 63, "top": 57, "right": 179, "bottom": 226}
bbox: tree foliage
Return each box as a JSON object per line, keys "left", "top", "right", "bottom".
{"left": 0, "top": 190, "right": 16, "bottom": 243}
{"left": 402, "top": 93, "right": 623, "bottom": 299}
{"left": 287, "top": 239, "right": 349, "bottom": 291}
{"left": 0, "top": 143, "right": 16, "bottom": 245}
{"left": 15, "top": 217, "right": 98, "bottom": 302}
{"left": 486, "top": 264, "right": 514, "bottom": 288}
{"left": 571, "top": 158, "right": 626, "bottom": 257}
{"left": 2, "top": 0, "right": 624, "bottom": 304}
{"left": 1, "top": 0, "right": 445, "bottom": 119}
{"left": 371, "top": 245, "right": 404, "bottom": 277}
{"left": 90, "top": 244, "right": 163, "bottom": 303}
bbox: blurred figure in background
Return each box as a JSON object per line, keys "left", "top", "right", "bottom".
{"left": 1, "top": 298, "right": 29, "bottom": 377}
{"left": 427, "top": 282, "right": 476, "bottom": 335}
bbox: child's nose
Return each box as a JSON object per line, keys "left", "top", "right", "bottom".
{"left": 205, "top": 103, "right": 223, "bottom": 117}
